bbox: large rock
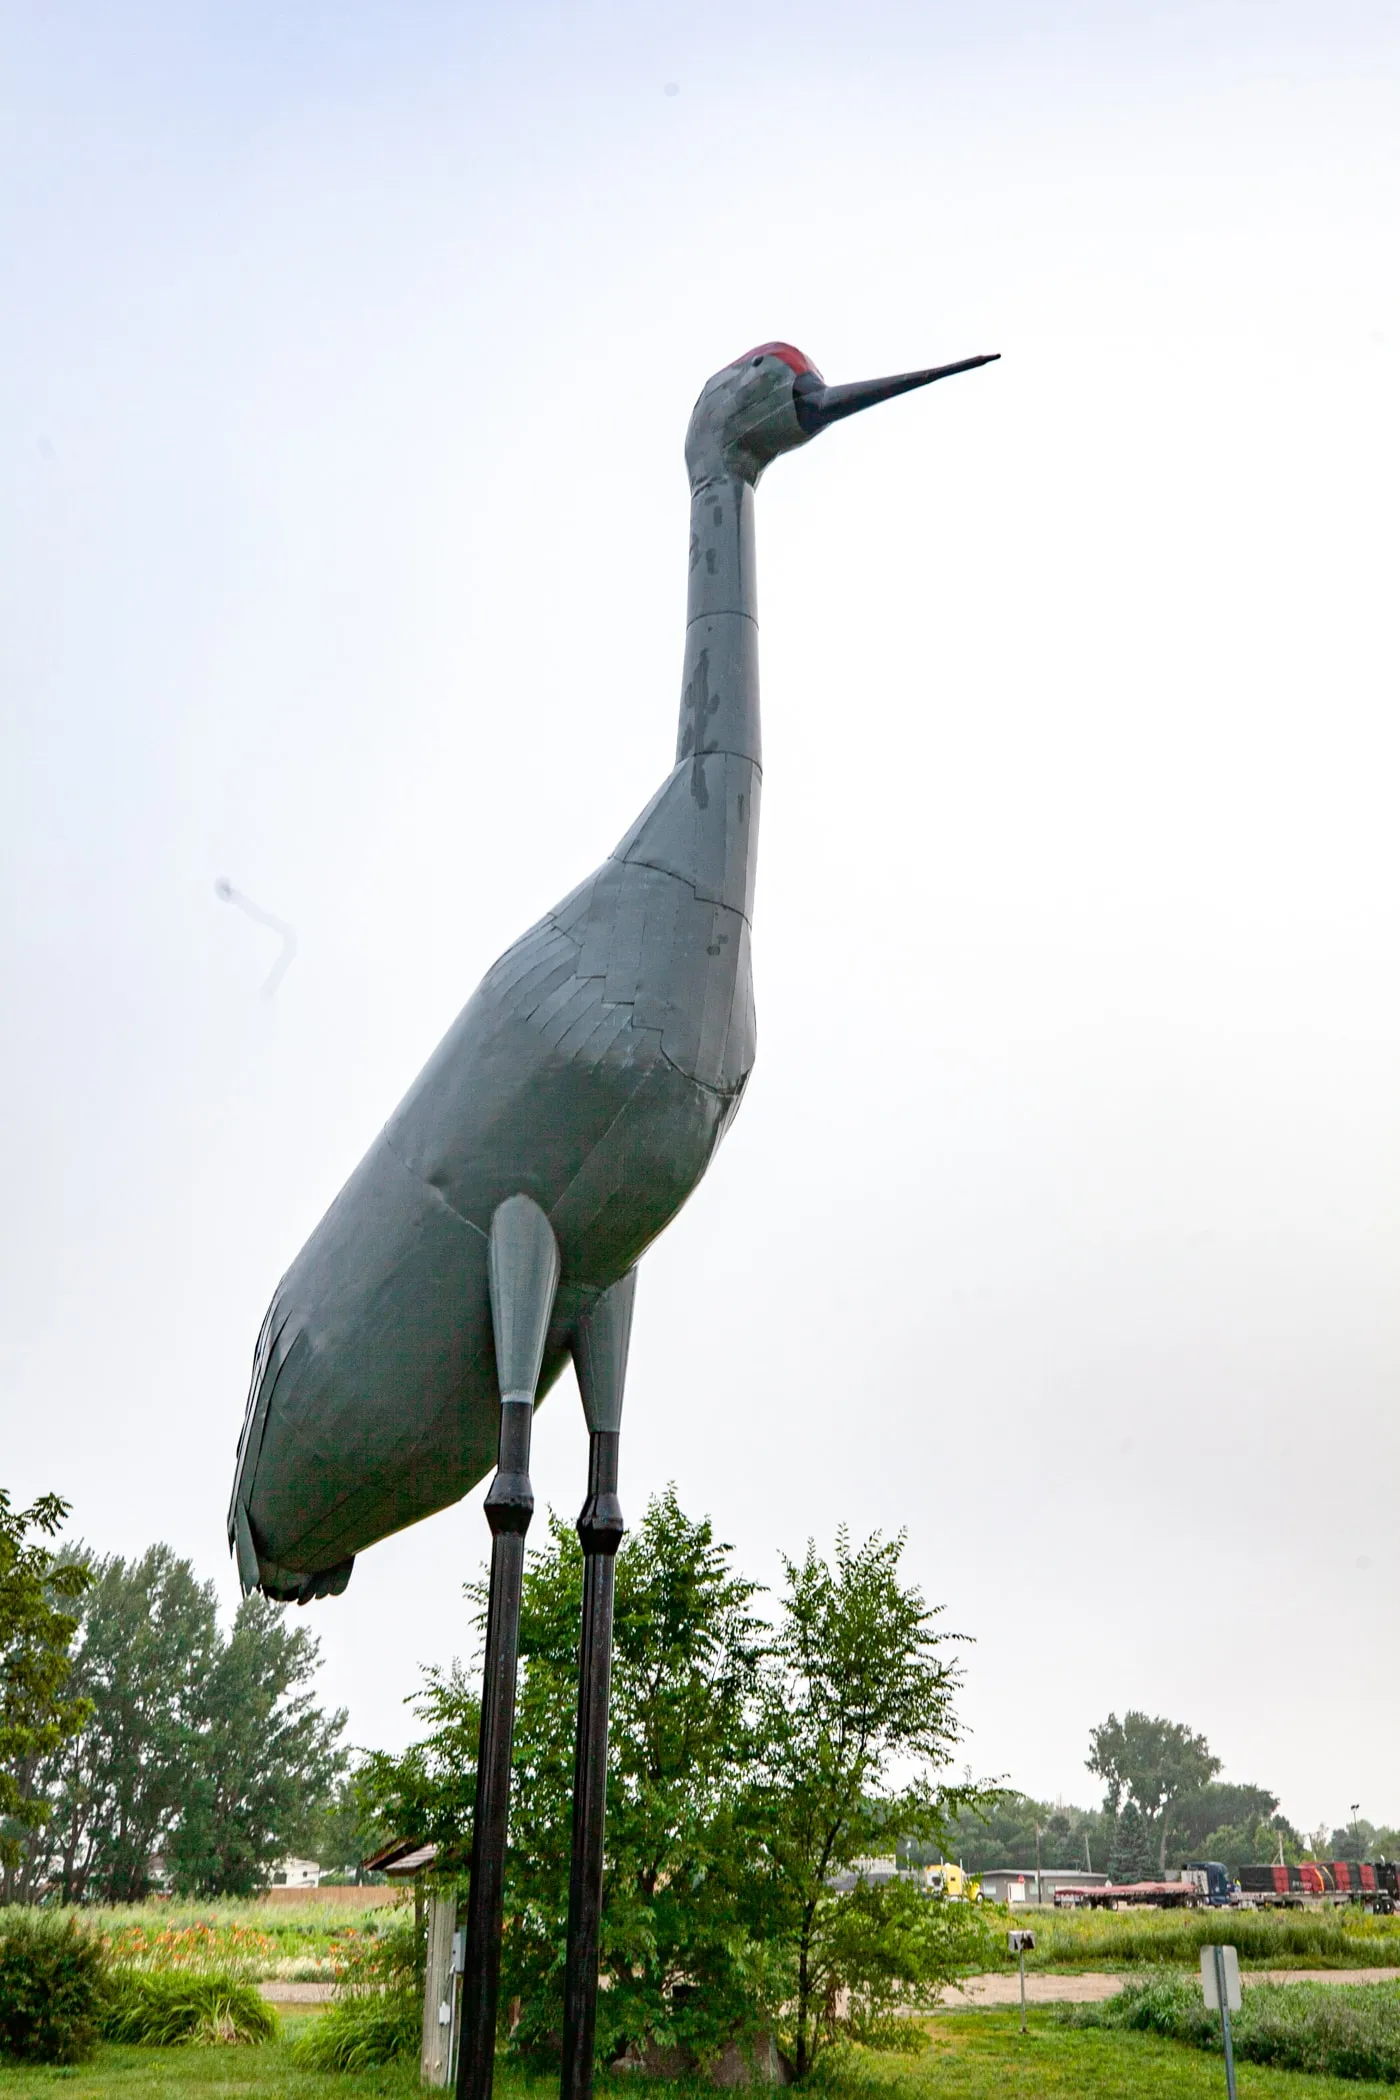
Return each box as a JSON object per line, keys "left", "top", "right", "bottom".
{"left": 611, "top": 2030, "right": 794, "bottom": 2087}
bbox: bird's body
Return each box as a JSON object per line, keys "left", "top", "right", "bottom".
{"left": 229, "top": 339, "right": 996, "bottom": 1603}
{"left": 230, "top": 453, "right": 762, "bottom": 1601}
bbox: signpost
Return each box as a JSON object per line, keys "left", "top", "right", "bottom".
{"left": 1007, "top": 1930, "right": 1035, "bottom": 2034}
{"left": 1200, "top": 1944, "right": 1241, "bottom": 2099}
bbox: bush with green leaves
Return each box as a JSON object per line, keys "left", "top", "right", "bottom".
{"left": 0, "top": 1911, "right": 107, "bottom": 2064}
{"left": 0, "top": 1490, "right": 92, "bottom": 1906}
{"left": 1067, "top": 1973, "right": 1400, "bottom": 2082}
{"left": 328, "top": 1901, "right": 421, "bottom": 1995}
{"left": 822, "top": 1878, "right": 995, "bottom": 2044}
{"left": 101, "top": 1969, "right": 276, "bottom": 2046}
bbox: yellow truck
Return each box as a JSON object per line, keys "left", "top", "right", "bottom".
{"left": 924, "top": 1862, "right": 980, "bottom": 1901}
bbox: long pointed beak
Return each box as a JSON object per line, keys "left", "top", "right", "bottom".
{"left": 794, "top": 354, "right": 1000, "bottom": 436}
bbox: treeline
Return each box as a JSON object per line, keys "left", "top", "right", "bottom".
{"left": 933, "top": 1780, "right": 1299, "bottom": 1879}
{"left": 936, "top": 1709, "right": 1399, "bottom": 1880}
{"left": 1, "top": 1492, "right": 349, "bottom": 1902}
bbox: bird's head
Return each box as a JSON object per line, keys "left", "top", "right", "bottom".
{"left": 684, "top": 340, "right": 999, "bottom": 489}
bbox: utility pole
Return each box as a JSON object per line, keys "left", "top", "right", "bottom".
{"left": 1352, "top": 1803, "right": 1363, "bottom": 1858}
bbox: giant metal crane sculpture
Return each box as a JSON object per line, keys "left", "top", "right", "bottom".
{"left": 228, "top": 339, "right": 997, "bottom": 2100}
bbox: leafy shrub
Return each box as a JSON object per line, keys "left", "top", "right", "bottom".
{"left": 328, "top": 1902, "right": 421, "bottom": 1995}
{"left": 0, "top": 1911, "right": 107, "bottom": 2063}
{"left": 291, "top": 1988, "right": 420, "bottom": 2070}
{"left": 1067, "top": 1973, "right": 1400, "bottom": 2081}
{"left": 101, "top": 1969, "right": 277, "bottom": 2046}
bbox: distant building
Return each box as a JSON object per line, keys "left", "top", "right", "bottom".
{"left": 828, "top": 1856, "right": 901, "bottom": 1892}
{"left": 827, "top": 1858, "right": 975, "bottom": 1897}
{"left": 269, "top": 1857, "right": 322, "bottom": 1889}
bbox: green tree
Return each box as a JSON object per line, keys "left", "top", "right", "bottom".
{"left": 358, "top": 1662, "right": 480, "bottom": 1872}
{"left": 1200, "top": 1816, "right": 1302, "bottom": 1868}
{"left": 1328, "top": 1818, "right": 1376, "bottom": 1862}
{"left": 1171, "top": 1781, "right": 1284, "bottom": 1858}
{"left": 742, "top": 1530, "right": 983, "bottom": 2076}
{"left": 503, "top": 1490, "right": 767, "bottom": 2070}
{"left": 304, "top": 1767, "right": 394, "bottom": 1881}
{"left": 37, "top": 1546, "right": 218, "bottom": 1902}
{"left": 0, "top": 1491, "right": 92, "bottom": 1902}
{"left": 931, "top": 1790, "right": 1110, "bottom": 1874}
{"left": 19, "top": 1545, "right": 346, "bottom": 1901}
{"left": 361, "top": 1491, "right": 767, "bottom": 2070}
{"left": 167, "top": 1595, "right": 347, "bottom": 1896}
{"left": 1106, "top": 1799, "right": 1152, "bottom": 1883}
{"left": 1087, "top": 1711, "right": 1221, "bottom": 1874}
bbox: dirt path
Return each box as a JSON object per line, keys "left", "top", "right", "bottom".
{"left": 939, "top": 1966, "right": 1400, "bottom": 2009}
{"left": 941, "top": 1974, "right": 1123, "bottom": 2008}
{"left": 260, "top": 1966, "right": 1400, "bottom": 2013}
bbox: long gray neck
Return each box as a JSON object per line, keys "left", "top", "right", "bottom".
{"left": 676, "top": 475, "right": 760, "bottom": 770}
{"left": 610, "top": 471, "right": 761, "bottom": 926}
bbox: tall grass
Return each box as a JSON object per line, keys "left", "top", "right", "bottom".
{"left": 291, "top": 1905, "right": 424, "bottom": 2073}
{"left": 1068, "top": 1974, "right": 1400, "bottom": 2081}
{"left": 101, "top": 1971, "right": 277, "bottom": 2047}
{"left": 291, "top": 1989, "right": 421, "bottom": 2072}
{"left": 987, "top": 1903, "right": 1400, "bottom": 1970}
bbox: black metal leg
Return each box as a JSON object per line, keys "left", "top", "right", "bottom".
{"left": 561, "top": 1429, "right": 624, "bottom": 2100}
{"left": 458, "top": 1198, "right": 560, "bottom": 2100}
{"left": 560, "top": 1272, "right": 636, "bottom": 2100}
{"left": 458, "top": 1402, "right": 532, "bottom": 2100}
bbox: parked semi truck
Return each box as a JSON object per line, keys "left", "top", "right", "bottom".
{"left": 1058, "top": 1866, "right": 1228, "bottom": 1910}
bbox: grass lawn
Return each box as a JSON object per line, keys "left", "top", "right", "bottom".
{"left": 4, "top": 2014, "right": 1400, "bottom": 2098}
{"left": 0, "top": 2041, "right": 416, "bottom": 2099}
{"left": 909, "top": 2012, "right": 1400, "bottom": 2094}
{"left": 0, "top": 2015, "right": 419, "bottom": 2098}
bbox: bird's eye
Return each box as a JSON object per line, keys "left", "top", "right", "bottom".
{"left": 751, "top": 356, "right": 764, "bottom": 367}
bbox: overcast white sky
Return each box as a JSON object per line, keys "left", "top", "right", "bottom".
{"left": 3, "top": 0, "right": 1397, "bottom": 1844}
